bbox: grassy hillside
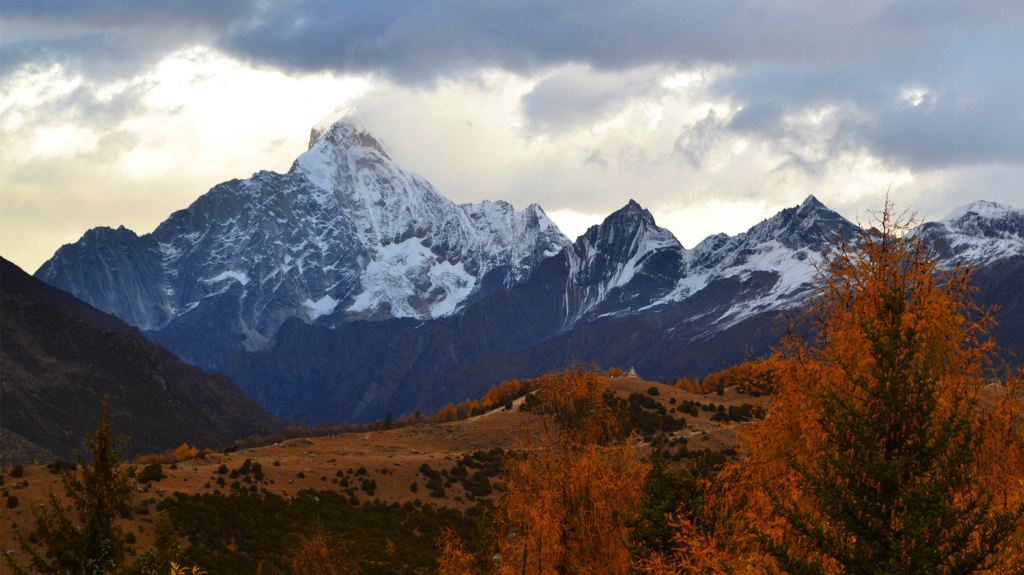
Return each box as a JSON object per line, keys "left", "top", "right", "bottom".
{"left": 0, "top": 373, "right": 766, "bottom": 572}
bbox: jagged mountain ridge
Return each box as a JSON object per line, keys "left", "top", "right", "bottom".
{"left": 222, "top": 197, "right": 1022, "bottom": 424}
{"left": 222, "top": 194, "right": 1015, "bottom": 423}
{"left": 220, "top": 196, "right": 998, "bottom": 424}
{"left": 550, "top": 195, "right": 859, "bottom": 330}
{"left": 661, "top": 195, "right": 860, "bottom": 330}
{"left": 37, "top": 115, "right": 569, "bottom": 368}
{"left": 32, "top": 117, "right": 1023, "bottom": 423}
{"left": 915, "top": 200, "right": 1024, "bottom": 265}
{"left": 560, "top": 200, "right": 685, "bottom": 324}
{"left": 37, "top": 117, "right": 862, "bottom": 372}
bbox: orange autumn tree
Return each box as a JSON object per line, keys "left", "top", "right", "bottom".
{"left": 437, "top": 528, "right": 476, "bottom": 575}
{"left": 488, "top": 369, "right": 646, "bottom": 575}
{"left": 646, "top": 203, "right": 1024, "bottom": 574}
{"left": 688, "top": 203, "right": 1024, "bottom": 574}
{"left": 700, "top": 359, "right": 782, "bottom": 396}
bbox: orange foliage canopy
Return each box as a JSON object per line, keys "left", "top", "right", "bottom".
{"left": 436, "top": 528, "right": 476, "bottom": 575}
{"left": 135, "top": 443, "right": 200, "bottom": 465}
{"left": 454, "top": 369, "right": 647, "bottom": 575}
{"left": 672, "top": 358, "right": 782, "bottom": 396}
{"left": 698, "top": 358, "right": 782, "bottom": 396}
{"left": 435, "top": 368, "right": 666, "bottom": 574}
{"left": 654, "top": 204, "right": 1024, "bottom": 573}
{"left": 435, "top": 378, "right": 534, "bottom": 422}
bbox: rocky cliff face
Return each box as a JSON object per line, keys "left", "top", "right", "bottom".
{"left": 528, "top": 194, "right": 858, "bottom": 333}
{"left": 560, "top": 200, "right": 685, "bottom": 324}
{"left": 37, "top": 115, "right": 569, "bottom": 368}
{"left": 223, "top": 197, "right": 1022, "bottom": 424}
{"left": 31, "top": 116, "right": 1024, "bottom": 424}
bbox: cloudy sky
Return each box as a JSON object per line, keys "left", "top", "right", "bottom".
{"left": 2, "top": 1, "right": 1022, "bottom": 272}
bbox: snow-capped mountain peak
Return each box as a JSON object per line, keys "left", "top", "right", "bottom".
{"left": 744, "top": 194, "right": 856, "bottom": 248}
{"left": 36, "top": 115, "right": 570, "bottom": 365}
{"left": 576, "top": 200, "right": 676, "bottom": 253}
{"left": 34, "top": 108, "right": 1023, "bottom": 382}
{"left": 561, "top": 200, "right": 685, "bottom": 323}
{"left": 553, "top": 196, "right": 865, "bottom": 328}
{"left": 306, "top": 111, "right": 390, "bottom": 157}
{"left": 639, "top": 196, "right": 860, "bottom": 329}
{"left": 915, "top": 200, "right": 1024, "bottom": 265}
{"left": 942, "top": 200, "right": 1020, "bottom": 225}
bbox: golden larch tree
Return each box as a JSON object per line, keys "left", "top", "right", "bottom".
{"left": 490, "top": 369, "right": 646, "bottom": 575}
{"left": 724, "top": 203, "right": 1024, "bottom": 573}
{"left": 651, "top": 203, "right": 1024, "bottom": 574}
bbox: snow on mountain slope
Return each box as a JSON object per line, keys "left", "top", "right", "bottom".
{"left": 645, "top": 197, "right": 1020, "bottom": 331}
{"left": 36, "top": 114, "right": 570, "bottom": 359}
{"left": 222, "top": 195, "right": 1024, "bottom": 424}
{"left": 562, "top": 200, "right": 685, "bottom": 324}
{"left": 34, "top": 107, "right": 1022, "bottom": 381}
{"left": 290, "top": 117, "right": 569, "bottom": 319}
{"left": 561, "top": 195, "right": 859, "bottom": 330}
{"left": 915, "top": 200, "right": 1024, "bottom": 266}
{"left": 661, "top": 195, "right": 859, "bottom": 326}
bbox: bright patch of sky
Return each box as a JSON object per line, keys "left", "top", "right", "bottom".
{"left": 2, "top": 18, "right": 1021, "bottom": 272}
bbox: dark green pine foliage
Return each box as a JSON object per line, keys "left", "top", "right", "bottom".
{"left": 628, "top": 434, "right": 723, "bottom": 559}
{"left": 7, "top": 399, "right": 133, "bottom": 575}
{"left": 771, "top": 283, "right": 1019, "bottom": 574}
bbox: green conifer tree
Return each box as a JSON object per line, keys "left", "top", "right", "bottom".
{"left": 767, "top": 207, "right": 1021, "bottom": 574}
{"left": 7, "top": 398, "right": 133, "bottom": 574}
{"left": 629, "top": 434, "right": 729, "bottom": 562}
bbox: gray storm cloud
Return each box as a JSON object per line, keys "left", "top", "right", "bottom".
{"left": 1, "top": 0, "right": 1022, "bottom": 270}
{"left": 5, "top": 0, "right": 1019, "bottom": 168}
